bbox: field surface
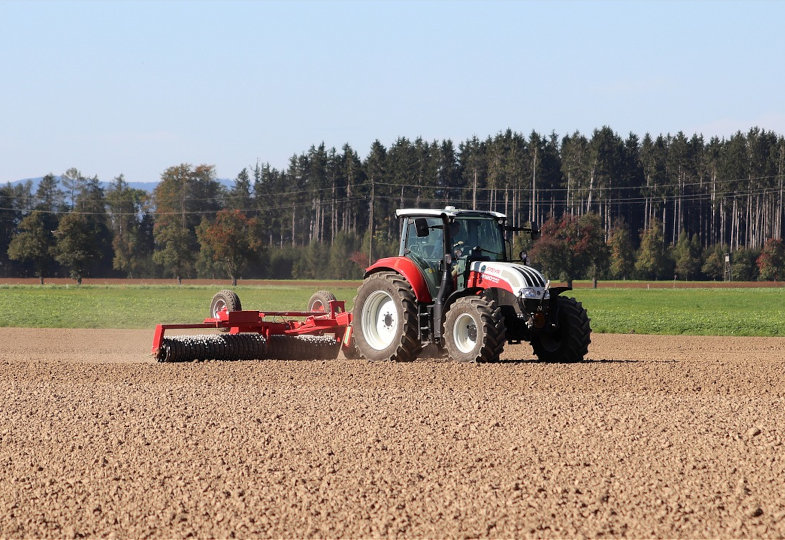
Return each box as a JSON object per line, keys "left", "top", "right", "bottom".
{"left": 1, "top": 328, "right": 784, "bottom": 538}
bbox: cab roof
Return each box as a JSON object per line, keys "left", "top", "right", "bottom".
{"left": 396, "top": 206, "right": 506, "bottom": 220}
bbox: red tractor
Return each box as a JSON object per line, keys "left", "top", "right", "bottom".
{"left": 350, "top": 207, "right": 591, "bottom": 363}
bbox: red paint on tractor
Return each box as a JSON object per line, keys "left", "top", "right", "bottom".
{"left": 466, "top": 270, "right": 515, "bottom": 294}
{"left": 365, "top": 256, "right": 433, "bottom": 303}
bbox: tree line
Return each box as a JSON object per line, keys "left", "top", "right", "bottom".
{"left": 1, "top": 126, "right": 784, "bottom": 283}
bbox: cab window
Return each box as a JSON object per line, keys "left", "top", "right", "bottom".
{"left": 403, "top": 217, "right": 443, "bottom": 261}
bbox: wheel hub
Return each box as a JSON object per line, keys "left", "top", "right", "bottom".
{"left": 212, "top": 299, "right": 226, "bottom": 318}
{"left": 453, "top": 313, "right": 479, "bottom": 354}
{"left": 362, "top": 290, "right": 399, "bottom": 351}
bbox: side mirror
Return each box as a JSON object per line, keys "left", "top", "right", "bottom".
{"left": 519, "top": 251, "right": 528, "bottom": 265}
{"left": 415, "top": 217, "right": 430, "bottom": 238}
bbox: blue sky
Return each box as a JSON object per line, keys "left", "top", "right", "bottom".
{"left": 1, "top": 0, "right": 783, "bottom": 183}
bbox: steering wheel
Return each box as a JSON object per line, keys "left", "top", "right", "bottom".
{"left": 411, "top": 242, "right": 438, "bottom": 259}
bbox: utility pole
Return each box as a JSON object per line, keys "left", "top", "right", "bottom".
{"left": 368, "top": 177, "right": 375, "bottom": 265}
{"left": 472, "top": 169, "right": 477, "bottom": 210}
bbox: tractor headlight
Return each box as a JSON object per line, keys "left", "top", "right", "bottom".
{"left": 519, "top": 287, "right": 544, "bottom": 300}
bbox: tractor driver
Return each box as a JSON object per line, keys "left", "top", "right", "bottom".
{"left": 449, "top": 220, "right": 470, "bottom": 259}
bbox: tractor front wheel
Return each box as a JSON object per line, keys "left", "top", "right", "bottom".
{"left": 531, "top": 296, "right": 591, "bottom": 362}
{"left": 353, "top": 271, "right": 420, "bottom": 362}
{"left": 444, "top": 296, "right": 506, "bottom": 363}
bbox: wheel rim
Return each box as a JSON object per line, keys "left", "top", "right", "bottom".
{"left": 452, "top": 313, "right": 478, "bottom": 354}
{"left": 311, "top": 300, "right": 325, "bottom": 312}
{"left": 361, "top": 290, "right": 398, "bottom": 350}
{"left": 212, "top": 298, "right": 227, "bottom": 318}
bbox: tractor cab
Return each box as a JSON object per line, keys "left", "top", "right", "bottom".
{"left": 397, "top": 207, "right": 509, "bottom": 298}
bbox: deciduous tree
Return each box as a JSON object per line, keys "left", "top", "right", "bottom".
{"left": 7, "top": 210, "right": 56, "bottom": 284}
{"left": 608, "top": 220, "right": 635, "bottom": 279}
{"left": 635, "top": 226, "right": 672, "bottom": 280}
{"left": 672, "top": 230, "right": 702, "bottom": 280}
{"left": 196, "top": 209, "right": 260, "bottom": 285}
{"left": 757, "top": 238, "right": 785, "bottom": 280}
{"left": 52, "top": 212, "right": 101, "bottom": 284}
{"left": 529, "top": 212, "right": 607, "bottom": 287}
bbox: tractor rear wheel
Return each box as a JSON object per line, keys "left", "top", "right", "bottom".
{"left": 353, "top": 271, "right": 420, "bottom": 362}
{"left": 531, "top": 296, "right": 591, "bottom": 363}
{"left": 444, "top": 296, "right": 506, "bottom": 363}
{"left": 210, "top": 290, "right": 242, "bottom": 332}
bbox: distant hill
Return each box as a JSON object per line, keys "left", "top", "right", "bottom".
{"left": 5, "top": 176, "right": 234, "bottom": 193}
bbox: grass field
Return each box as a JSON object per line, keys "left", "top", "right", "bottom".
{"left": 569, "top": 287, "right": 785, "bottom": 336}
{"left": 1, "top": 283, "right": 783, "bottom": 336}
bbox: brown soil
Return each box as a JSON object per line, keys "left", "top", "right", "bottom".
{"left": 1, "top": 329, "right": 784, "bottom": 538}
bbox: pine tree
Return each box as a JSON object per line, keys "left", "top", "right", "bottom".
{"left": 106, "top": 175, "right": 150, "bottom": 278}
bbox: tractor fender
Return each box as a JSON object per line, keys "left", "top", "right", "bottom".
{"left": 365, "top": 257, "right": 433, "bottom": 303}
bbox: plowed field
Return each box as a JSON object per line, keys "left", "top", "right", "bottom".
{"left": 1, "top": 329, "right": 784, "bottom": 538}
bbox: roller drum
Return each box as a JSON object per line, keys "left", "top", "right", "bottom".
{"left": 156, "top": 334, "right": 266, "bottom": 362}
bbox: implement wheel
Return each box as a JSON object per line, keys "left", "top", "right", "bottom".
{"left": 444, "top": 296, "right": 506, "bottom": 363}
{"left": 353, "top": 271, "right": 420, "bottom": 362}
{"left": 210, "top": 290, "right": 242, "bottom": 332}
{"left": 531, "top": 296, "right": 591, "bottom": 363}
{"left": 307, "top": 290, "right": 339, "bottom": 312}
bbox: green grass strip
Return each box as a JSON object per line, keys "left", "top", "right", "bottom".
{"left": 0, "top": 284, "right": 783, "bottom": 336}
{"left": 569, "top": 288, "right": 785, "bottom": 337}
{"left": 0, "top": 284, "right": 359, "bottom": 329}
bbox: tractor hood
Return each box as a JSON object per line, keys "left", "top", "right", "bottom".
{"left": 467, "top": 261, "right": 550, "bottom": 300}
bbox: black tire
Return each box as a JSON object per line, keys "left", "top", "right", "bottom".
{"left": 444, "top": 296, "right": 506, "bottom": 363}
{"left": 531, "top": 296, "right": 591, "bottom": 363}
{"left": 307, "top": 290, "right": 339, "bottom": 312}
{"left": 352, "top": 271, "right": 421, "bottom": 362}
{"left": 210, "top": 290, "right": 242, "bottom": 332}
{"left": 267, "top": 335, "right": 341, "bottom": 360}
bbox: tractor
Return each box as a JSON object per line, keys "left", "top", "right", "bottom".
{"left": 350, "top": 206, "right": 591, "bottom": 363}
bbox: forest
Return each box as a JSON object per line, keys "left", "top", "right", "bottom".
{"left": 1, "top": 126, "right": 784, "bottom": 283}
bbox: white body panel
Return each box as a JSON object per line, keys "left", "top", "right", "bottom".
{"left": 469, "top": 261, "right": 549, "bottom": 299}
